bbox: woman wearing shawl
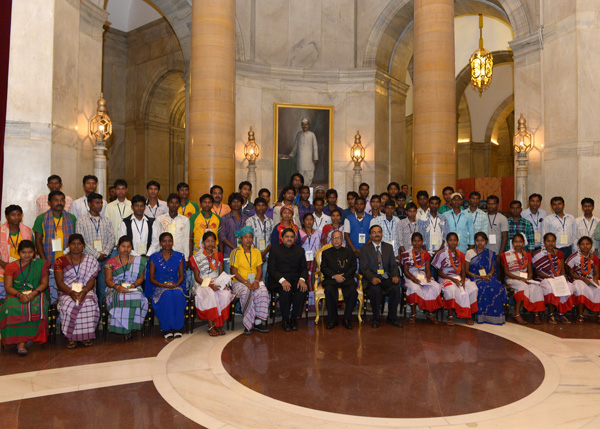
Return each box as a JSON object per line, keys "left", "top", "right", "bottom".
{"left": 401, "top": 232, "right": 442, "bottom": 325}
{"left": 105, "top": 236, "right": 148, "bottom": 338}
{"left": 270, "top": 205, "right": 301, "bottom": 246}
{"left": 230, "top": 225, "right": 270, "bottom": 335}
{"left": 501, "top": 233, "right": 544, "bottom": 325}
{"left": 191, "top": 231, "right": 234, "bottom": 336}
{"left": 55, "top": 234, "right": 101, "bottom": 348}
{"left": 431, "top": 232, "right": 478, "bottom": 326}
{"left": 465, "top": 232, "right": 507, "bottom": 325}
{"left": 147, "top": 232, "right": 187, "bottom": 339}
{"left": 0, "top": 205, "right": 33, "bottom": 300}
{"left": 532, "top": 232, "right": 575, "bottom": 324}
{"left": 566, "top": 236, "right": 600, "bottom": 323}
{"left": 0, "top": 240, "right": 50, "bottom": 355}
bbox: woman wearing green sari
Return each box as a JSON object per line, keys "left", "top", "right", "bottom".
{"left": 0, "top": 240, "right": 51, "bottom": 355}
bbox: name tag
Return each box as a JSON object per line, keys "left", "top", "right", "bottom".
{"left": 247, "top": 273, "right": 256, "bottom": 282}
{"left": 431, "top": 234, "right": 442, "bottom": 247}
{"left": 358, "top": 233, "right": 366, "bottom": 244}
{"left": 306, "top": 250, "right": 314, "bottom": 262}
{"left": 489, "top": 234, "right": 497, "bottom": 245}
{"left": 51, "top": 238, "right": 62, "bottom": 252}
{"left": 519, "top": 271, "right": 528, "bottom": 279}
{"left": 478, "top": 269, "right": 487, "bottom": 276}
{"left": 121, "top": 282, "right": 132, "bottom": 289}
{"left": 167, "top": 224, "right": 177, "bottom": 234}
{"left": 534, "top": 232, "right": 541, "bottom": 243}
{"left": 93, "top": 239, "right": 103, "bottom": 252}
{"left": 377, "top": 269, "right": 385, "bottom": 275}
{"left": 258, "top": 239, "right": 266, "bottom": 251}
{"left": 560, "top": 234, "right": 569, "bottom": 245}
{"left": 136, "top": 242, "right": 146, "bottom": 255}
{"left": 71, "top": 282, "right": 83, "bottom": 292}
{"left": 457, "top": 233, "right": 461, "bottom": 242}
{"left": 416, "top": 273, "right": 425, "bottom": 281}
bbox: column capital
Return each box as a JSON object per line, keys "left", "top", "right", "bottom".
{"left": 509, "top": 31, "right": 542, "bottom": 65}
{"left": 375, "top": 69, "right": 410, "bottom": 98}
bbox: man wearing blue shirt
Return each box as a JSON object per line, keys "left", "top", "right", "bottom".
{"left": 344, "top": 197, "right": 373, "bottom": 258}
{"left": 443, "top": 193, "right": 474, "bottom": 253}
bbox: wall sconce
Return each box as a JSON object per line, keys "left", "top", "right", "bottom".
{"left": 244, "top": 127, "right": 259, "bottom": 188}
{"left": 351, "top": 130, "right": 365, "bottom": 192}
{"left": 513, "top": 114, "right": 533, "bottom": 204}
{"left": 88, "top": 93, "right": 112, "bottom": 197}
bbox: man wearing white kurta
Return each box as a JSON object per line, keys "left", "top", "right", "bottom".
{"left": 289, "top": 118, "right": 318, "bottom": 186}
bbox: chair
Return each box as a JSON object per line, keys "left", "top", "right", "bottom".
{"left": 313, "top": 244, "right": 364, "bottom": 324}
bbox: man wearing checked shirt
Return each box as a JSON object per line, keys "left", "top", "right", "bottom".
{"left": 462, "top": 191, "right": 488, "bottom": 236}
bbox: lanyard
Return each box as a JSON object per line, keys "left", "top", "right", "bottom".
{"left": 91, "top": 217, "right": 101, "bottom": 236}
{"left": 356, "top": 215, "right": 367, "bottom": 234}
{"left": 555, "top": 214, "right": 567, "bottom": 232}
{"left": 409, "top": 221, "right": 417, "bottom": 234}
{"left": 118, "top": 255, "right": 133, "bottom": 282}
{"left": 54, "top": 216, "right": 63, "bottom": 239}
{"left": 488, "top": 213, "right": 497, "bottom": 229}
{"left": 259, "top": 218, "right": 267, "bottom": 237}
{"left": 70, "top": 255, "right": 82, "bottom": 282}
{"left": 180, "top": 202, "right": 189, "bottom": 214}
{"left": 304, "top": 229, "right": 314, "bottom": 248}
{"left": 429, "top": 216, "right": 439, "bottom": 232}
{"left": 203, "top": 212, "right": 212, "bottom": 229}
{"left": 18, "top": 260, "right": 33, "bottom": 285}
{"left": 147, "top": 201, "right": 159, "bottom": 218}
{"left": 8, "top": 231, "right": 20, "bottom": 252}
{"left": 117, "top": 202, "right": 126, "bottom": 219}
{"left": 133, "top": 218, "right": 145, "bottom": 240}
{"left": 583, "top": 218, "right": 595, "bottom": 236}
{"left": 232, "top": 214, "right": 241, "bottom": 231}
{"left": 472, "top": 210, "right": 478, "bottom": 225}
{"left": 513, "top": 218, "right": 521, "bottom": 234}
{"left": 450, "top": 212, "right": 462, "bottom": 230}
{"left": 243, "top": 249, "right": 252, "bottom": 267}
{"left": 384, "top": 218, "right": 394, "bottom": 238}
{"left": 529, "top": 212, "right": 540, "bottom": 229}
{"left": 315, "top": 215, "right": 324, "bottom": 230}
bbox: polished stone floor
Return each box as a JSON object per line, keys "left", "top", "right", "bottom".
{"left": 0, "top": 316, "right": 599, "bottom": 428}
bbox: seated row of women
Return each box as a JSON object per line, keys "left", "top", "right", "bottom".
{"left": 403, "top": 231, "right": 600, "bottom": 326}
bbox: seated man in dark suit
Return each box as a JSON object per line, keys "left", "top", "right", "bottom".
{"left": 359, "top": 225, "right": 402, "bottom": 328}
{"left": 267, "top": 228, "right": 309, "bottom": 331}
{"left": 320, "top": 230, "right": 358, "bottom": 330}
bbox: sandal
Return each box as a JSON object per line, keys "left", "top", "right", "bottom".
{"left": 67, "top": 341, "right": 78, "bottom": 350}
{"left": 409, "top": 315, "right": 416, "bottom": 325}
{"left": 207, "top": 325, "right": 219, "bottom": 337}
{"left": 548, "top": 314, "right": 557, "bottom": 325}
{"left": 447, "top": 316, "right": 455, "bottom": 326}
{"left": 216, "top": 327, "right": 226, "bottom": 336}
{"left": 512, "top": 314, "right": 527, "bottom": 325}
{"left": 557, "top": 314, "right": 571, "bottom": 324}
{"left": 534, "top": 314, "right": 542, "bottom": 325}
{"left": 466, "top": 318, "right": 474, "bottom": 325}
{"left": 426, "top": 312, "right": 439, "bottom": 325}
{"left": 576, "top": 315, "right": 585, "bottom": 324}
{"left": 82, "top": 340, "right": 93, "bottom": 347}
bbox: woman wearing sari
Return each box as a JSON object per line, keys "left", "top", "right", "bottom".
{"left": 401, "top": 232, "right": 442, "bottom": 325}
{"left": 55, "top": 234, "right": 100, "bottom": 348}
{"left": 532, "top": 233, "right": 575, "bottom": 324}
{"left": 566, "top": 236, "right": 600, "bottom": 323}
{"left": 147, "top": 232, "right": 187, "bottom": 339}
{"left": 270, "top": 205, "right": 300, "bottom": 246}
{"left": 105, "top": 236, "right": 148, "bottom": 339}
{"left": 431, "top": 232, "right": 478, "bottom": 326}
{"left": 0, "top": 205, "right": 32, "bottom": 300}
{"left": 465, "top": 232, "right": 508, "bottom": 325}
{"left": 191, "top": 231, "right": 234, "bottom": 336}
{"left": 0, "top": 240, "right": 50, "bottom": 355}
{"left": 300, "top": 213, "right": 320, "bottom": 308}
{"left": 501, "top": 233, "right": 544, "bottom": 325}
{"left": 231, "top": 226, "right": 270, "bottom": 335}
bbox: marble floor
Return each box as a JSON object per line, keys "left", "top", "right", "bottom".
{"left": 0, "top": 316, "right": 599, "bottom": 428}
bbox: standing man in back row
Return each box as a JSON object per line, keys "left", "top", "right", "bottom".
{"left": 288, "top": 118, "right": 318, "bottom": 186}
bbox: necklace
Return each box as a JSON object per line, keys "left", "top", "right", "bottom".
{"left": 547, "top": 252, "right": 560, "bottom": 276}
{"left": 203, "top": 248, "right": 219, "bottom": 271}
{"left": 580, "top": 253, "right": 593, "bottom": 276}
{"left": 448, "top": 249, "right": 461, "bottom": 273}
{"left": 412, "top": 249, "right": 424, "bottom": 269}
{"left": 515, "top": 251, "right": 527, "bottom": 271}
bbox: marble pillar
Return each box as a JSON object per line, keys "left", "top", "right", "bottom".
{"left": 189, "top": 0, "right": 236, "bottom": 203}
{"left": 412, "top": 0, "right": 456, "bottom": 198}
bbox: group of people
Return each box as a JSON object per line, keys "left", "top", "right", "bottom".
{"left": 1, "top": 173, "right": 599, "bottom": 356}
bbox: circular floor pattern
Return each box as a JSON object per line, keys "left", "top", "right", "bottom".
{"left": 221, "top": 319, "right": 545, "bottom": 418}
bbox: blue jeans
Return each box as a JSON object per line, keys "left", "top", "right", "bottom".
{"left": 224, "top": 258, "right": 231, "bottom": 275}
{"left": 96, "top": 258, "right": 108, "bottom": 304}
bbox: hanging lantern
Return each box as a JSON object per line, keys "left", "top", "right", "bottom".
{"left": 469, "top": 14, "right": 493, "bottom": 95}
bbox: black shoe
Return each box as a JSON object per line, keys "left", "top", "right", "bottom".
{"left": 387, "top": 319, "right": 403, "bottom": 328}
{"left": 326, "top": 322, "right": 338, "bottom": 330}
{"left": 343, "top": 319, "right": 353, "bottom": 330}
{"left": 282, "top": 321, "right": 291, "bottom": 332}
{"left": 243, "top": 327, "right": 253, "bottom": 335}
{"left": 255, "top": 321, "right": 270, "bottom": 333}
{"left": 290, "top": 320, "right": 298, "bottom": 331}
{"left": 372, "top": 320, "right": 380, "bottom": 329}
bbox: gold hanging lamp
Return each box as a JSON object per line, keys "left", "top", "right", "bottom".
{"left": 469, "top": 14, "right": 493, "bottom": 95}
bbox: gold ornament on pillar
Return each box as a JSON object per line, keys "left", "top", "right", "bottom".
{"left": 469, "top": 14, "right": 493, "bottom": 95}
{"left": 513, "top": 114, "right": 533, "bottom": 153}
{"left": 351, "top": 131, "right": 365, "bottom": 192}
{"left": 89, "top": 93, "right": 112, "bottom": 143}
{"left": 244, "top": 127, "right": 260, "bottom": 188}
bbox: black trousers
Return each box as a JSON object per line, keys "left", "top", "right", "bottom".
{"left": 275, "top": 284, "right": 307, "bottom": 322}
{"left": 324, "top": 282, "right": 358, "bottom": 322}
{"left": 366, "top": 277, "right": 400, "bottom": 321}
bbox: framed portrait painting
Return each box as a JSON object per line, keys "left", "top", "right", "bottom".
{"left": 273, "top": 102, "right": 333, "bottom": 197}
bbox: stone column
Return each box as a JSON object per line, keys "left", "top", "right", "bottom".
{"left": 412, "top": 0, "right": 456, "bottom": 197}
{"left": 189, "top": 0, "right": 236, "bottom": 203}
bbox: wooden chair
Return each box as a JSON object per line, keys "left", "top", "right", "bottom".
{"left": 313, "top": 244, "right": 364, "bottom": 324}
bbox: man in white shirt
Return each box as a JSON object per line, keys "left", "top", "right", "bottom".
{"left": 575, "top": 198, "right": 599, "bottom": 251}
{"left": 287, "top": 118, "right": 318, "bottom": 186}
{"left": 118, "top": 195, "right": 160, "bottom": 257}
{"left": 36, "top": 175, "right": 73, "bottom": 215}
{"left": 71, "top": 175, "right": 107, "bottom": 218}
{"left": 370, "top": 200, "right": 401, "bottom": 257}
{"left": 542, "top": 196, "right": 576, "bottom": 258}
{"left": 415, "top": 190, "right": 430, "bottom": 220}
{"left": 522, "top": 193, "right": 548, "bottom": 250}
{"left": 312, "top": 197, "right": 331, "bottom": 231}
{"left": 156, "top": 193, "right": 191, "bottom": 259}
{"left": 105, "top": 179, "right": 133, "bottom": 248}
{"left": 145, "top": 180, "right": 168, "bottom": 219}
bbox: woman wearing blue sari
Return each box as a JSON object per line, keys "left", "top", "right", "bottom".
{"left": 465, "top": 232, "right": 508, "bottom": 325}
{"left": 147, "top": 232, "right": 187, "bottom": 338}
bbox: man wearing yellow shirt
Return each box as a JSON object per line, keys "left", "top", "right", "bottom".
{"left": 190, "top": 194, "right": 221, "bottom": 252}
{"left": 33, "top": 191, "right": 77, "bottom": 302}
{"left": 177, "top": 182, "right": 200, "bottom": 218}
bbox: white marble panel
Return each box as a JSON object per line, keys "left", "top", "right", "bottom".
{"left": 321, "top": 0, "right": 355, "bottom": 69}
{"left": 255, "top": 0, "right": 289, "bottom": 66}
{"left": 288, "top": 0, "right": 322, "bottom": 68}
